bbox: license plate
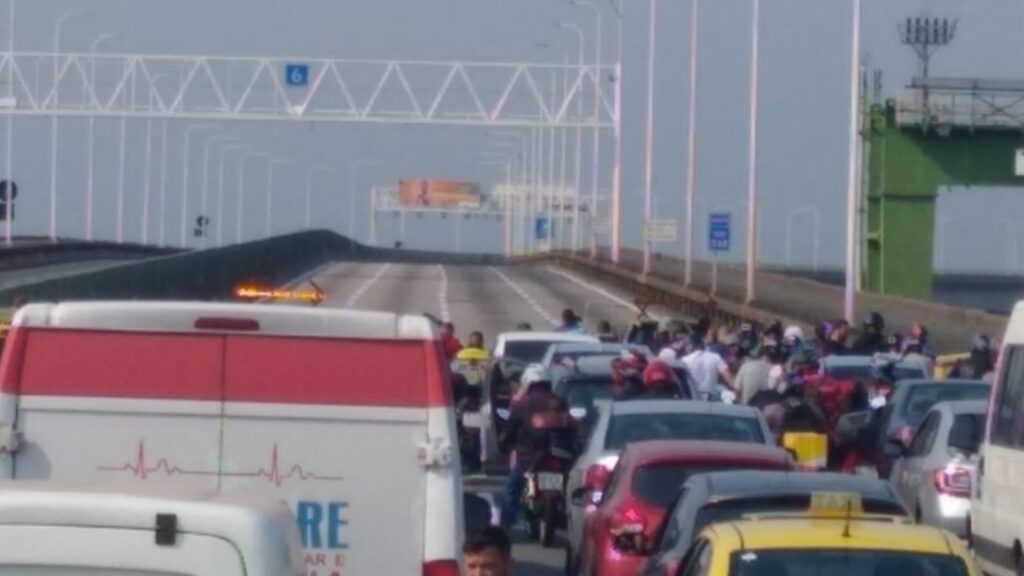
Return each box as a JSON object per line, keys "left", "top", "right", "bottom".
{"left": 537, "top": 472, "right": 563, "bottom": 492}
{"left": 462, "top": 412, "right": 482, "bottom": 428}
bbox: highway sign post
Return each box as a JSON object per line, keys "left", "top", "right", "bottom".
{"left": 285, "top": 64, "right": 310, "bottom": 87}
{"left": 643, "top": 219, "right": 678, "bottom": 243}
{"left": 708, "top": 213, "right": 731, "bottom": 295}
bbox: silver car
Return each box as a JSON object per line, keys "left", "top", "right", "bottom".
{"left": 563, "top": 400, "right": 773, "bottom": 565}
{"left": 890, "top": 399, "right": 986, "bottom": 538}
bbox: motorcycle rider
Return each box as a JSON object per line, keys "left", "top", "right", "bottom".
{"left": 851, "top": 312, "right": 887, "bottom": 355}
{"left": 632, "top": 361, "right": 685, "bottom": 400}
{"left": 440, "top": 322, "right": 463, "bottom": 360}
{"left": 560, "top": 309, "right": 584, "bottom": 333}
{"left": 499, "top": 374, "right": 576, "bottom": 528}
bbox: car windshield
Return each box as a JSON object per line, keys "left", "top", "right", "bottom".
{"left": 901, "top": 384, "right": 990, "bottom": 424}
{"left": 948, "top": 413, "right": 985, "bottom": 454}
{"left": 605, "top": 413, "right": 765, "bottom": 450}
{"left": 504, "top": 341, "right": 558, "bottom": 363}
{"left": 730, "top": 549, "right": 969, "bottom": 576}
{"left": 634, "top": 464, "right": 772, "bottom": 509}
{"left": 691, "top": 496, "right": 907, "bottom": 544}
{"left": 554, "top": 376, "right": 615, "bottom": 401}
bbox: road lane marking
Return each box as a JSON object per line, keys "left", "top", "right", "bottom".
{"left": 345, "top": 263, "right": 391, "bottom": 308}
{"left": 546, "top": 265, "right": 666, "bottom": 321}
{"left": 438, "top": 265, "right": 451, "bottom": 322}
{"left": 489, "top": 267, "right": 559, "bottom": 327}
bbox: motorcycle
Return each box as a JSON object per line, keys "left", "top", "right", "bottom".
{"left": 452, "top": 351, "right": 489, "bottom": 473}
{"left": 522, "top": 446, "right": 574, "bottom": 548}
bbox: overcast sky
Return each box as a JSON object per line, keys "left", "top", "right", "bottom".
{"left": 4, "top": 0, "right": 1023, "bottom": 272}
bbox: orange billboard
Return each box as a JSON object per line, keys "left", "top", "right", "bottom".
{"left": 398, "top": 180, "right": 481, "bottom": 208}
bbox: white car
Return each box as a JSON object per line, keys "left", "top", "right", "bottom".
{"left": 0, "top": 302, "right": 462, "bottom": 576}
{"left": 492, "top": 331, "right": 599, "bottom": 363}
{"left": 564, "top": 400, "right": 774, "bottom": 566}
{"left": 0, "top": 483, "right": 304, "bottom": 576}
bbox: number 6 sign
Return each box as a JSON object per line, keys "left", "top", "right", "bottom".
{"left": 286, "top": 64, "right": 310, "bottom": 87}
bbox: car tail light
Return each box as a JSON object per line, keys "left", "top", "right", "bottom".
{"left": 584, "top": 463, "right": 612, "bottom": 505}
{"left": 609, "top": 507, "right": 648, "bottom": 554}
{"left": 194, "top": 317, "right": 260, "bottom": 331}
{"left": 423, "top": 560, "right": 458, "bottom": 576}
{"left": 934, "top": 465, "right": 972, "bottom": 498}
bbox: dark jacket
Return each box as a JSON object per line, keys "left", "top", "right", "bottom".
{"left": 500, "top": 387, "right": 575, "bottom": 468}
{"left": 851, "top": 332, "right": 887, "bottom": 356}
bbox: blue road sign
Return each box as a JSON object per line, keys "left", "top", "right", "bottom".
{"left": 285, "top": 64, "right": 310, "bottom": 87}
{"left": 708, "top": 212, "right": 731, "bottom": 252}
{"left": 535, "top": 217, "right": 551, "bottom": 241}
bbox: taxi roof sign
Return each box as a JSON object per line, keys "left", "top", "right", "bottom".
{"left": 809, "top": 492, "right": 863, "bottom": 517}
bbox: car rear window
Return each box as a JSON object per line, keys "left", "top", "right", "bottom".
{"left": 605, "top": 413, "right": 765, "bottom": 451}
{"left": 504, "top": 341, "right": 556, "bottom": 363}
{"left": 554, "top": 376, "right": 615, "bottom": 401}
{"left": 948, "top": 414, "right": 985, "bottom": 454}
{"left": 692, "top": 496, "right": 906, "bottom": 543}
{"left": 730, "top": 549, "right": 968, "bottom": 576}
{"left": 826, "top": 365, "right": 924, "bottom": 381}
{"left": 634, "top": 463, "right": 782, "bottom": 508}
{"left": 902, "top": 384, "right": 991, "bottom": 424}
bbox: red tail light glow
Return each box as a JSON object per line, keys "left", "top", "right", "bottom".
{"left": 933, "top": 465, "right": 971, "bottom": 498}
{"left": 423, "top": 559, "right": 458, "bottom": 576}
{"left": 610, "top": 506, "right": 648, "bottom": 554}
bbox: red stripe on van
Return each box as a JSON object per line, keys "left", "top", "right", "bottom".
{"left": 1, "top": 328, "right": 452, "bottom": 408}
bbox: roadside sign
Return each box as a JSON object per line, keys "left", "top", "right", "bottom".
{"left": 285, "top": 64, "right": 310, "bottom": 87}
{"left": 708, "top": 212, "right": 731, "bottom": 252}
{"left": 643, "top": 219, "right": 678, "bottom": 243}
{"left": 1016, "top": 149, "right": 1024, "bottom": 176}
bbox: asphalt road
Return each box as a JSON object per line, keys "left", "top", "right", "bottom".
{"left": 292, "top": 261, "right": 668, "bottom": 574}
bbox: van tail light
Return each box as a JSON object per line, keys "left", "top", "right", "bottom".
{"left": 194, "top": 317, "right": 261, "bottom": 331}
{"left": 934, "top": 465, "right": 972, "bottom": 498}
{"left": 423, "top": 559, "right": 458, "bottom": 576}
{"left": 609, "top": 506, "right": 648, "bottom": 555}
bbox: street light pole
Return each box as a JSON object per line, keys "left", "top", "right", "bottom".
{"left": 50, "top": 11, "right": 87, "bottom": 242}
{"left": 610, "top": 0, "right": 624, "bottom": 263}
{"left": 744, "top": 0, "right": 762, "bottom": 304}
{"left": 559, "top": 22, "right": 585, "bottom": 252}
{"left": 202, "top": 136, "right": 236, "bottom": 248}
{"left": 684, "top": 0, "right": 700, "bottom": 286}
{"left": 844, "top": 0, "right": 862, "bottom": 323}
{"left": 642, "top": 0, "right": 658, "bottom": 275}
{"left": 217, "top": 145, "right": 247, "bottom": 247}
{"left": 568, "top": 0, "right": 603, "bottom": 258}
{"left": 84, "top": 33, "right": 113, "bottom": 242}
{"left": 157, "top": 118, "right": 168, "bottom": 246}
{"left": 180, "top": 124, "right": 218, "bottom": 247}
{"left": 349, "top": 160, "right": 383, "bottom": 242}
{"left": 4, "top": 0, "right": 15, "bottom": 246}
{"left": 236, "top": 153, "right": 267, "bottom": 244}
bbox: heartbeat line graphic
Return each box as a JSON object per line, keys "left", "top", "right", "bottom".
{"left": 97, "top": 441, "right": 343, "bottom": 487}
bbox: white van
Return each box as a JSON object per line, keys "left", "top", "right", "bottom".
{"left": 0, "top": 302, "right": 463, "bottom": 576}
{"left": 972, "top": 301, "right": 1021, "bottom": 576}
{"left": 0, "top": 482, "right": 304, "bottom": 576}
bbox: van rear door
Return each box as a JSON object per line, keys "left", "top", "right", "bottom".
{"left": 0, "top": 525, "right": 244, "bottom": 576}
{"left": 218, "top": 335, "right": 432, "bottom": 576}
{"left": 0, "top": 329, "right": 225, "bottom": 484}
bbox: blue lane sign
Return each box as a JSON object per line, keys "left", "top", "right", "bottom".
{"left": 285, "top": 64, "right": 310, "bottom": 87}
{"left": 535, "top": 218, "right": 551, "bottom": 241}
{"left": 708, "top": 212, "right": 731, "bottom": 252}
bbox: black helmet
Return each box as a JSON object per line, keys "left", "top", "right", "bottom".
{"left": 862, "top": 312, "right": 885, "bottom": 331}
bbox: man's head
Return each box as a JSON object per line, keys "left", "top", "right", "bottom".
{"left": 463, "top": 526, "right": 512, "bottom": 576}
{"left": 830, "top": 320, "right": 850, "bottom": 342}
{"left": 441, "top": 322, "right": 455, "bottom": 338}
{"left": 562, "top": 308, "right": 579, "bottom": 326}
{"left": 468, "top": 331, "right": 485, "bottom": 349}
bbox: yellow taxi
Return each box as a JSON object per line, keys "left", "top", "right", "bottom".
{"left": 673, "top": 493, "right": 981, "bottom": 576}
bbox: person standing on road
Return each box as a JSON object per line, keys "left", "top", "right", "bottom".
{"left": 737, "top": 339, "right": 777, "bottom": 405}
{"left": 441, "top": 322, "right": 463, "bottom": 360}
{"left": 463, "top": 526, "right": 514, "bottom": 576}
{"left": 683, "top": 334, "right": 735, "bottom": 401}
{"left": 560, "top": 309, "right": 584, "bottom": 333}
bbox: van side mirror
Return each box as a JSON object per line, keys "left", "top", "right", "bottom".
{"left": 884, "top": 437, "right": 907, "bottom": 459}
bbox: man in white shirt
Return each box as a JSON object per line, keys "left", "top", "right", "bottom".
{"left": 682, "top": 334, "right": 735, "bottom": 401}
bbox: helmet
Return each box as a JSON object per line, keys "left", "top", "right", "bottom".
{"left": 972, "top": 334, "right": 991, "bottom": 352}
{"left": 862, "top": 312, "right": 885, "bottom": 331}
{"left": 643, "top": 361, "right": 676, "bottom": 388}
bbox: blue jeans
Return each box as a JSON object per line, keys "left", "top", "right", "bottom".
{"left": 501, "top": 460, "right": 528, "bottom": 527}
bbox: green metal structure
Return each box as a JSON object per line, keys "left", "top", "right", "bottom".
{"left": 866, "top": 100, "right": 1024, "bottom": 299}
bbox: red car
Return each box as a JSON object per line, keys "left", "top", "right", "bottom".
{"left": 574, "top": 440, "right": 793, "bottom": 576}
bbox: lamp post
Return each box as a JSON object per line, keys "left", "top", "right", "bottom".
{"left": 180, "top": 124, "right": 218, "bottom": 247}
{"left": 216, "top": 145, "right": 248, "bottom": 247}
{"left": 236, "top": 153, "right": 267, "bottom": 244}
{"left": 559, "top": 21, "right": 586, "bottom": 252}
{"left": 201, "top": 136, "right": 238, "bottom": 247}
{"left": 568, "top": 0, "right": 603, "bottom": 258}
{"left": 684, "top": 0, "right": 700, "bottom": 286}
{"left": 4, "top": 0, "right": 15, "bottom": 246}
{"left": 488, "top": 131, "right": 530, "bottom": 255}
{"left": 349, "top": 160, "right": 383, "bottom": 242}
{"left": 844, "top": 0, "right": 863, "bottom": 323}
{"left": 744, "top": 0, "right": 762, "bottom": 304}
{"left": 84, "top": 32, "right": 114, "bottom": 242}
{"left": 50, "top": 11, "right": 90, "bottom": 241}
{"left": 641, "top": 0, "right": 658, "bottom": 275}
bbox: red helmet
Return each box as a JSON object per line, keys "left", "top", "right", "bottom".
{"left": 643, "top": 360, "right": 676, "bottom": 388}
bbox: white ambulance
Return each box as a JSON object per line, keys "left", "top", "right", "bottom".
{"left": 0, "top": 482, "right": 305, "bottom": 576}
{"left": 0, "top": 302, "right": 463, "bottom": 576}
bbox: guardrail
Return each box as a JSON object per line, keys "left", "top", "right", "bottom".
{"left": 0, "top": 239, "right": 179, "bottom": 271}
{"left": 0, "top": 232, "right": 506, "bottom": 304}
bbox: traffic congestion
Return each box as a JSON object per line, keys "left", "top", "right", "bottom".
{"left": 0, "top": 262, "right": 1018, "bottom": 576}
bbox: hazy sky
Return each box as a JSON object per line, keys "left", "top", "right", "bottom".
{"left": 4, "top": 0, "right": 1024, "bottom": 272}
